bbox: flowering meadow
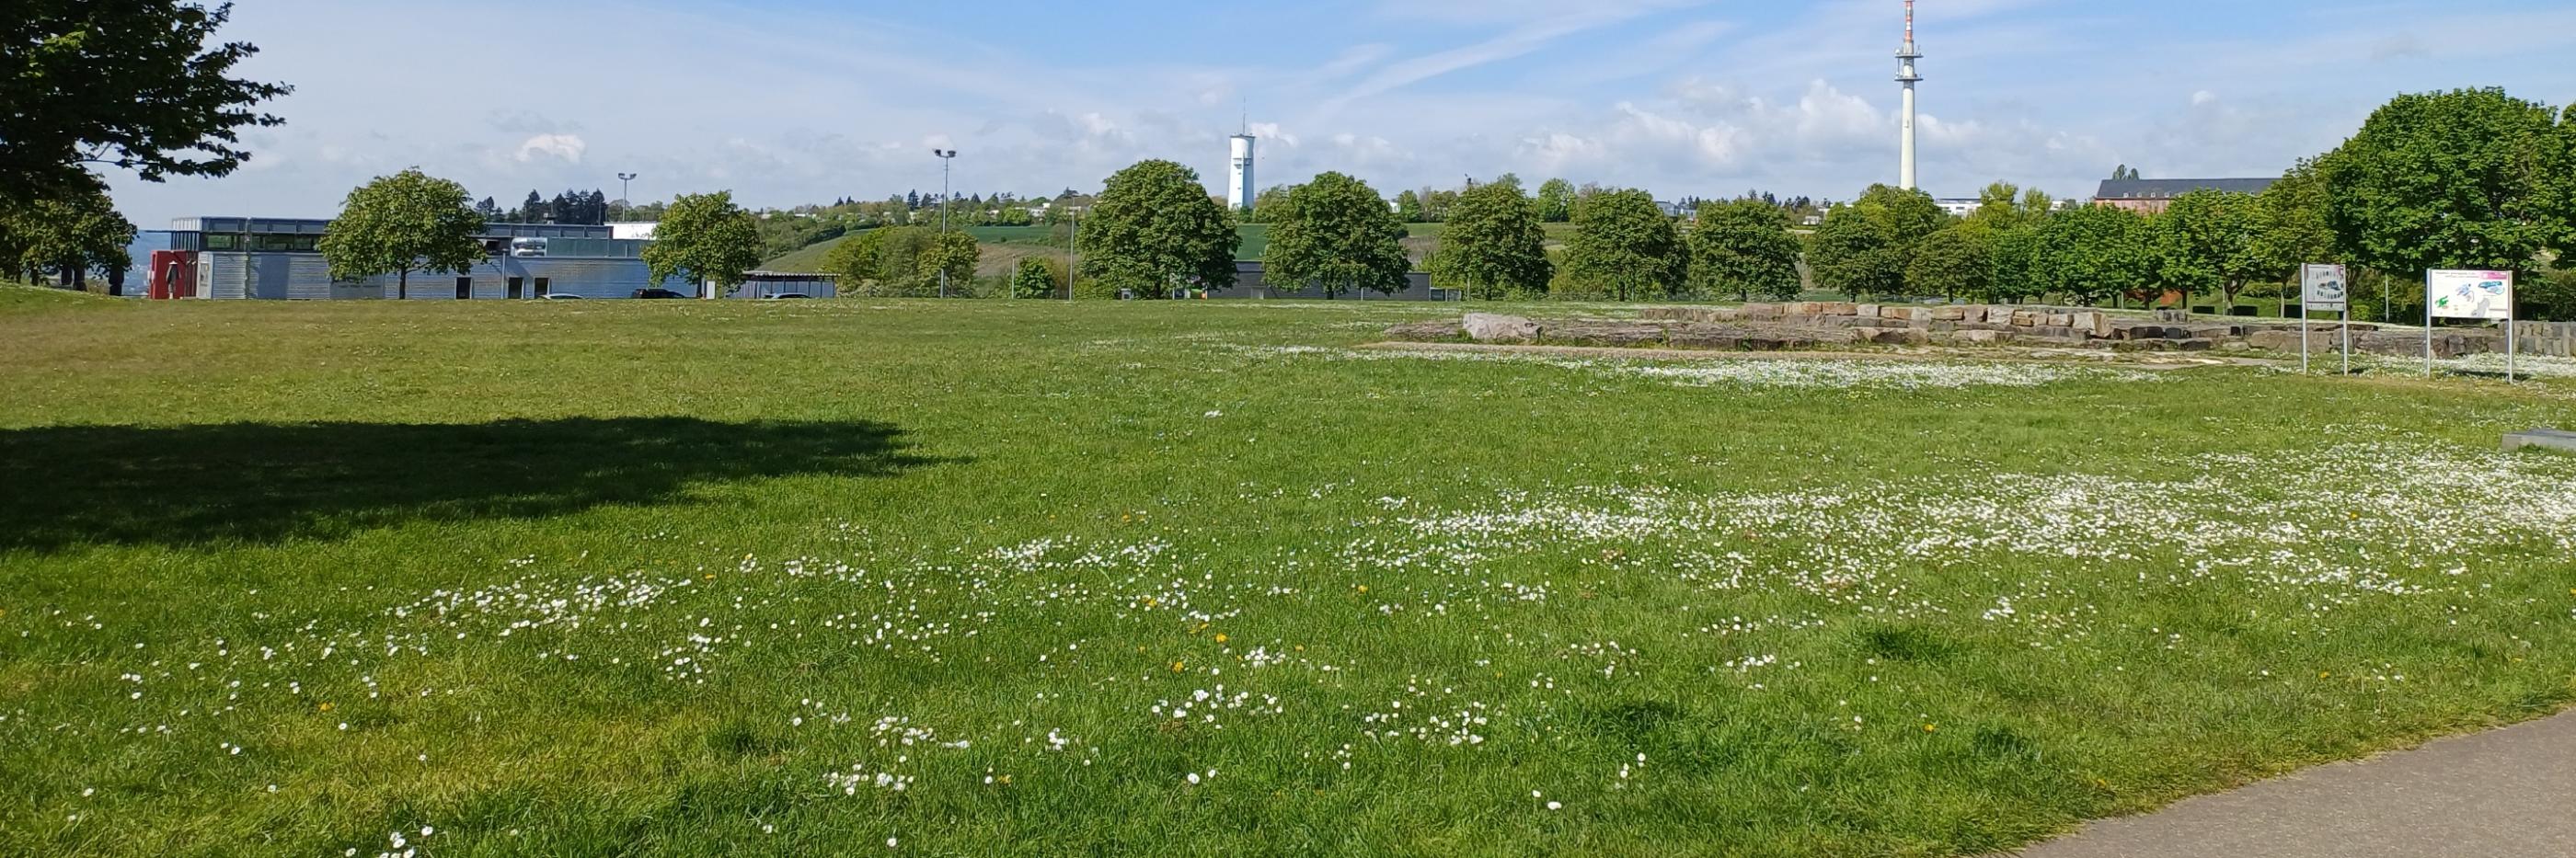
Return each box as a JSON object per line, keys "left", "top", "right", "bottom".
{"left": 3, "top": 295, "right": 2571, "bottom": 856}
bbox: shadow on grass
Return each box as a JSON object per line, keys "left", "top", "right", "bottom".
{"left": 0, "top": 417, "right": 944, "bottom": 551}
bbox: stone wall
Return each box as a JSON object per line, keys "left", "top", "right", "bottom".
{"left": 2512, "top": 321, "right": 2576, "bottom": 358}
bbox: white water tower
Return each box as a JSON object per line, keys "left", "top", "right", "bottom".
{"left": 1227, "top": 131, "right": 1257, "bottom": 212}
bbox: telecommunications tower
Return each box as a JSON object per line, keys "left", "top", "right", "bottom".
{"left": 1896, "top": 0, "right": 1923, "bottom": 190}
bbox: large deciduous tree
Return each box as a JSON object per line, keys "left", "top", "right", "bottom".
{"left": 1264, "top": 171, "right": 1409, "bottom": 299}
{"left": 5, "top": 2, "right": 292, "bottom": 204}
{"left": 1807, "top": 206, "right": 1904, "bottom": 301}
{"left": 1, "top": 187, "right": 137, "bottom": 287}
{"left": 1433, "top": 178, "right": 1552, "bottom": 300}
{"left": 643, "top": 191, "right": 762, "bottom": 297}
{"left": 1904, "top": 224, "right": 1990, "bottom": 302}
{"left": 2033, "top": 204, "right": 2155, "bottom": 305}
{"left": 1077, "top": 160, "right": 1236, "bottom": 297}
{"left": 2322, "top": 87, "right": 2576, "bottom": 279}
{"left": 1535, "top": 178, "right": 1576, "bottom": 223}
{"left": 2254, "top": 159, "right": 2336, "bottom": 276}
{"left": 1562, "top": 189, "right": 1685, "bottom": 301}
{"left": 318, "top": 168, "right": 483, "bottom": 300}
{"left": 1984, "top": 223, "right": 2047, "bottom": 303}
{"left": 2154, "top": 189, "right": 2270, "bottom": 309}
{"left": 1686, "top": 198, "right": 1803, "bottom": 301}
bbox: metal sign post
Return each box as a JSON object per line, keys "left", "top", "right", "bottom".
{"left": 2300, "top": 264, "right": 2347, "bottom": 375}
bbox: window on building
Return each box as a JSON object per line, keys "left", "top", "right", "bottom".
{"left": 454, "top": 277, "right": 473, "bottom": 300}
{"left": 203, "top": 233, "right": 242, "bottom": 251}
{"left": 534, "top": 278, "right": 550, "bottom": 298}
{"left": 506, "top": 277, "right": 523, "bottom": 299}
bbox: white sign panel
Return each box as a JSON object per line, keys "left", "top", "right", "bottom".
{"left": 2301, "top": 264, "right": 2347, "bottom": 311}
{"left": 2427, "top": 269, "right": 2513, "bottom": 321}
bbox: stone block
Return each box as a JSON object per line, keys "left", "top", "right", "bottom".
{"left": 1463, "top": 313, "right": 1538, "bottom": 342}
{"left": 2045, "top": 313, "right": 2075, "bottom": 328}
{"left": 1961, "top": 306, "right": 1989, "bottom": 324}
{"left": 2010, "top": 310, "right": 2039, "bottom": 326}
{"left": 1857, "top": 328, "right": 1929, "bottom": 346}
{"left": 1953, "top": 329, "right": 2005, "bottom": 345}
{"left": 1547, "top": 321, "right": 1667, "bottom": 346}
{"left": 1856, "top": 303, "right": 1880, "bottom": 319}
{"left": 2503, "top": 428, "right": 2576, "bottom": 454}
{"left": 1742, "top": 303, "right": 1785, "bottom": 320}
{"left": 1819, "top": 302, "right": 1859, "bottom": 316}
{"left": 1385, "top": 319, "right": 1463, "bottom": 340}
{"left": 1788, "top": 302, "right": 1821, "bottom": 315}
{"left": 1930, "top": 305, "right": 1968, "bottom": 321}
{"left": 1880, "top": 305, "right": 1914, "bottom": 320}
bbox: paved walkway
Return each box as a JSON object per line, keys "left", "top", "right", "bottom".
{"left": 2009, "top": 708, "right": 2576, "bottom": 858}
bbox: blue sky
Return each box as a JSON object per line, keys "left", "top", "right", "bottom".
{"left": 108, "top": 0, "right": 2576, "bottom": 226}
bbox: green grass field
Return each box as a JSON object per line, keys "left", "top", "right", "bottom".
{"left": 4, "top": 289, "right": 2573, "bottom": 856}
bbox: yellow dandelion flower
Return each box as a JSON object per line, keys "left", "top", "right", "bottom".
{"left": 1923, "top": 724, "right": 1936, "bottom": 733}
{"left": 317, "top": 702, "right": 333, "bottom": 712}
{"left": 1172, "top": 660, "right": 1185, "bottom": 672}
{"left": 1213, "top": 634, "right": 1228, "bottom": 644}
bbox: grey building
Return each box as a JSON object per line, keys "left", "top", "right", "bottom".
{"left": 146, "top": 217, "right": 669, "bottom": 300}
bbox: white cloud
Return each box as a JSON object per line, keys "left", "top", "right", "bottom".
{"left": 513, "top": 133, "right": 587, "bottom": 164}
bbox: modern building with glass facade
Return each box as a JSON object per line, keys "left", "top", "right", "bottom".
{"left": 145, "top": 217, "right": 668, "bottom": 300}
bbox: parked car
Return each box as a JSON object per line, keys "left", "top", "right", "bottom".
{"left": 631, "top": 288, "right": 690, "bottom": 299}
{"left": 761, "top": 293, "right": 811, "bottom": 300}
{"left": 542, "top": 293, "right": 583, "bottom": 300}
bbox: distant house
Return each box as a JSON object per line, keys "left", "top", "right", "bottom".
{"left": 2092, "top": 177, "right": 2274, "bottom": 215}
{"left": 1934, "top": 198, "right": 1980, "bottom": 218}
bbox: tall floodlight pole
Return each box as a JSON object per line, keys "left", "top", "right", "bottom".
{"left": 1896, "top": 1, "right": 1923, "bottom": 190}
{"left": 933, "top": 149, "right": 958, "bottom": 298}
{"left": 1067, "top": 209, "right": 1079, "bottom": 303}
{"left": 616, "top": 172, "right": 638, "bottom": 210}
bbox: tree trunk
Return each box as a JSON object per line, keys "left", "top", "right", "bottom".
{"left": 397, "top": 269, "right": 408, "bottom": 300}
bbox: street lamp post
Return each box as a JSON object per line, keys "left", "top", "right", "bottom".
{"left": 616, "top": 172, "right": 638, "bottom": 215}
{"left": 932, "top": 148, "right": 957, "bottom": 298}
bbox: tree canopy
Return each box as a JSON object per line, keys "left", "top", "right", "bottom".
{"left": 1, "top": 187, "right": 137, "bottom": 287}
{"left": 1012, "top": 257, "right": 1065, "bottom": 299}
{"left": 4, "top": 2, "right": 292, "bottom": 203}
{"left": 2321, "top": 87, "right": 2575, "bottom": 278}
{"left": 1905, "top": 224, "right": 1990, "bottom": 303}
{"left": 643, "top": 191, "right": 762, "bottom": 296}
{"left": 1562, "top": 189, "right": 1685, "bottom": 301}
{"left": 1264, "top": 172, "right": 1410, "bottom": 298}
{"left": 2154, "top": 189, "right": 2270, "bottom": 308}
{"left": 2033, "top": 204, "right": 2155, "bottom": 305}
{"left": 317, "top": 168, "right": 483, "bottom": 299}
{"left": 1807, "top": 206, "right": 1904, "bottom": 300}
{"left": 1687, "top": 198, "right": 1803, "bottom": 301}
{"left": 1433, "top": 178, "right": 1552, "bottom": 300}
{"left": 1077, "top": 160, "right": 1236, "bottom": 297}
{"left": 1535, "top": 178, "right": 1576, "bottom": 223}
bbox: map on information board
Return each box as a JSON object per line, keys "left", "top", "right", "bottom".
{"left": 2427, "top": 269, "right": 2512, "bottom": 321}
